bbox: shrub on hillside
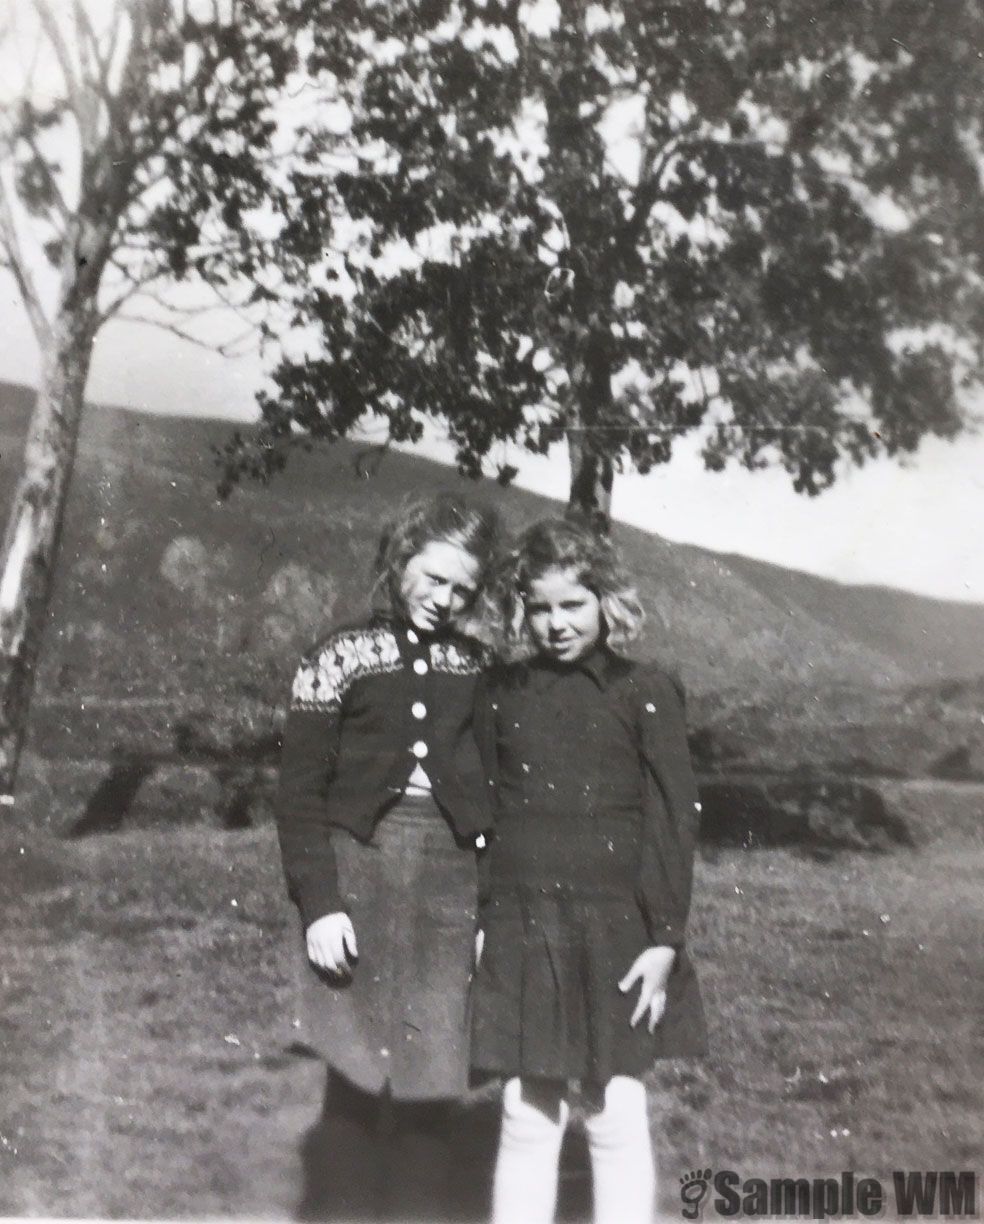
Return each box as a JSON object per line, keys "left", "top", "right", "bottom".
{"left": 253, "top": 563, "right": 338, "bottom": 660}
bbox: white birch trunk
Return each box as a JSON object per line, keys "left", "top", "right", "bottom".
{"left": 0, "top": 306, "right": 96, "bottom": 798}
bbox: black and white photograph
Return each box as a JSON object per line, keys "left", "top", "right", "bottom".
{"left": 0, "top": 1, "right": 982, "bottom": 1221}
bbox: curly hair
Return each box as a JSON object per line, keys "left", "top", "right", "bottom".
{"left": 498, "top": 517, "right": 645, "bottom": 660}
{"left": 371, "top": 491, "right": 505, "bottom": 637}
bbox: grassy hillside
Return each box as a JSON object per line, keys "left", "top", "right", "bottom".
{"left": 718, "top": 550, "right": 984, "bottom": 684}
{"left": 2, "top": 380, "right": 983, "bottom": 785}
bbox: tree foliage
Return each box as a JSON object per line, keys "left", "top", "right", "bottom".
{"left": 231, "top": 0, "right": 984, "bottom": 522}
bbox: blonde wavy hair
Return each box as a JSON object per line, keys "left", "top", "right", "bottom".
{"left": 371, "top": 491, "right": 505, "bottom": 639}
{"left": 497, "top": 517, "right": 645, "bottom": 661}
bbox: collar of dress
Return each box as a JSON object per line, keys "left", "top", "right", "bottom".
{"left": 528, "top": 645, "right": 626, "bottom": 691}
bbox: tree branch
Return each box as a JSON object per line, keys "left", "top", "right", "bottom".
{"left": 0, "top": 175, "right": 52, "bottom": 348}
{"left": 31, "top": 0, "right": 86, "bottom": 131}
{"left": 113, "top": 309, "right": 258, "bottom": 357}
{"left": 96, "top": 258, "right": 166, "bottom": 324}
{"left": 121, "top": 284, "right": 238, "bottom": 318}
{"left": 12, "top": 15, "right": 46, "bottom": 114}
{"left": 204, "top": 274, "right": 266, "bottom": 323}
{"left": 99, "top": 251, "right": 259, "bottom": 326}
{"left": 73, "top": 0, "right": 124, "bottom": 133}
{"left": 77, "top": 0, "right": 115, "bottom": 78}
{"left": 620, "top": 133, "right": 689, "bottom": 252}
{"left": 104, "top": 0, "right": 127, "bottom": 82}
{"left": 73, "top": 0, "right": 98, "bottom": 89}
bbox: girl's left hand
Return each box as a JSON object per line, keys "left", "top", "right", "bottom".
{"left": 618, "top": 945, "right": 676, "bottom": 1032}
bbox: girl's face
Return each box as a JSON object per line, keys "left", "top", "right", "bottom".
{"left": 524, "top": 566, "right": 602, "bottom": 664}
{"left": 400, "top": 539, "right": 481, "bottom": 632}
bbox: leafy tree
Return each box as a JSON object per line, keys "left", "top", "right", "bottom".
{"left": 229, "top": 0, "right": 983, "bottom": 528}
{"left": 0, "top": 0, "right": 302, "bottom": 795}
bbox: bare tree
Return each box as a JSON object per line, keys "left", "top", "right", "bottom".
{"left": 0, "top": 0, "right": 301, "bottom": 797}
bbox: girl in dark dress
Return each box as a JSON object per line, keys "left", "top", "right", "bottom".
{"left": 276, "top": 493, "right": 502, "bottom": 1222}
{"left": 472, "top": 519, "right": 707, "bottom": 1224}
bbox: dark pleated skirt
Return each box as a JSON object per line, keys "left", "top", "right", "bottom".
{"left": 291, "top": 792, "right": 478, "bottom": 1101}
{"left": 471, "top": 814, "right": 707, "bottom": 1087}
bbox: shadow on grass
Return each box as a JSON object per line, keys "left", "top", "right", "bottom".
{"left": 65, "top": 723, "right": 280, "bottom": 837}
{"left": 294, "top": 1066, "right": 591, "bottom": 1224}
{"left": 66, "top": 747, "right": 915, "bottom": 861}
{"left": 67, "top": 756, "right": 157, "bottom": 837}
{"left": 698, "top": 775, "right": 914, "bottom": 854}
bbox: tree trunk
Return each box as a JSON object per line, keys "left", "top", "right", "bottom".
{"left": 564, "top": 331, "right": 615, "bottom": 534}
{"left": 566, "top": 428, "right": 613, "bottom": 533}
{"left": 0, "top": 307, "right": 96, "bottom": 798}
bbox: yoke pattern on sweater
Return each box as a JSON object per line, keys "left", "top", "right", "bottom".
{"left": 289, "top": 624, "right": 486, "bottom": 712}
{"left": 290, "top": 626, "right": 402, "bottom": 712}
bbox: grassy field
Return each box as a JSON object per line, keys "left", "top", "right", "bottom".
{"left": 1, "top": 778, "right": 981, "bottom": 1221}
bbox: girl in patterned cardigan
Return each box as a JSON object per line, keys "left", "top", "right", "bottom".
{"left": 276, "top": 492, "right": 503, "bottom": 1222}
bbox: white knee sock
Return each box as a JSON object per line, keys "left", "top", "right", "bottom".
{"left": 492, "top": 1077, "right": 570, "bottom": 1224}
{"left": 583, "top": 1076, "right": 655, "bottom": 1224}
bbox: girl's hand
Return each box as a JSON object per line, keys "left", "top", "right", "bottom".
{"left": 618, "top": 945, "right": 676, "bottom": 1033}
{"left": 306, "top": 912, "right": 358, "bottom": 977}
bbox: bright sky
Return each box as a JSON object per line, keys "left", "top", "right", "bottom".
{"left": 2, "top": 269, "right": 982, "bottom": 604}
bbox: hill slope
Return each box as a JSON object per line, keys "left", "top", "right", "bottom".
{"left": 2, "top": 381, "right": 982, "bottom": 776}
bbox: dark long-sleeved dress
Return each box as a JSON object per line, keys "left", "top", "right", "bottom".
{"left": 471, "top": 647, "right": 707, "bottom": 1088}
